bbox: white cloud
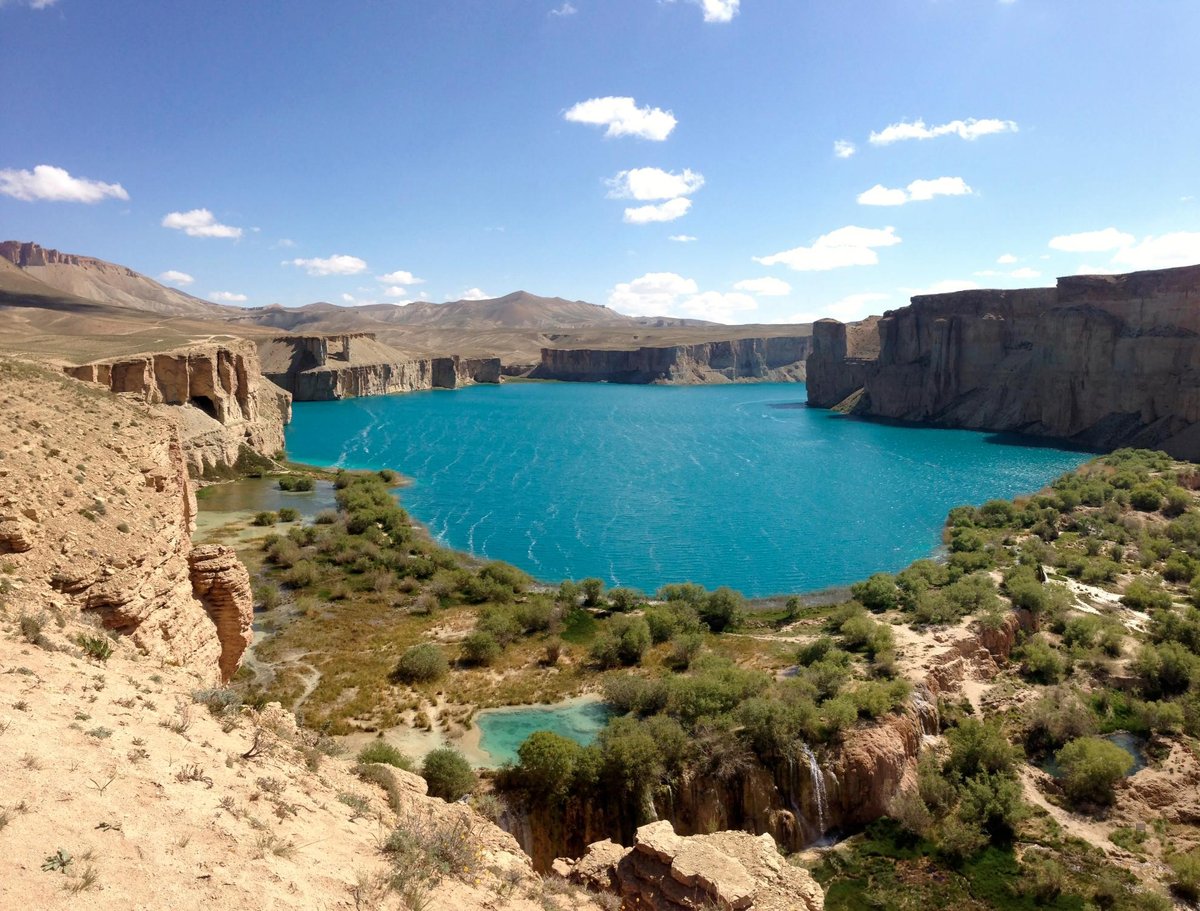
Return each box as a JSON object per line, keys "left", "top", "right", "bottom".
{"left": 733, "top": 277, "right": 791, "bottom": 297}
{"left": 669, "top": 234, "right": 697, "bottom": 242}
{"left": 1, "top": 1, "right": 60, "bottom": 9}
{"left": 606, "top": 167, "right": 704, "bottom": 201}
{"left": 997, "top": 253, "right": 1017, "bottom": 264}
{"left": 1009, "top": 267, "right": 1042, "bottom": 279}
{"left": 286, "top": 254, "right": 368, "bottom": 276}
{"left": 563, "top": 96, "right": 677, "bottom": 141}
{"left": 673, "top": 0, "right": 740, "bottom": 23}
{"left": 905, "top": 279, "right": 981, "bottom": 296}
{"left": 856, "top": 185, "right": 909, "bottom": 207}
{"left": 1074, "top": 264, "right": 1120, "bottom": 276}
{"left": 1048, "top": 227, "right": 1135, "bottom": 253}
{"left": 162, "top": 208, "right": 242, "bottom": 239}
{"left": 158, "top": 270, "right": 194, "bottom": 286}
{"left": 460, "top": 288, "right": 490, "bottom": 301}
{"left": 788, "top": 292, "right": 890, "bottom": 324}
{"left": 754, "top": 225, "right": 901, "bottom": 272}
{"left": 376, "top": 269, "right": 424, "bottom": 285}
{"left": 1111, "top": 232, "right": 1200, "bottom": 270}
{"left": 209, "top": 291, "right": 247, "bottom": 303}
{"left": 340, "top": 293, "right": 380, "bottom": 307}
{"left": 382, "top": 286, "right": 409, "bottom": 298}
{"left": 273, "top": 238, "right": 296, "bottom": 249}
{"left": 868, "top": 117, "right": 1018, "bottom": 146}
{"left": 0, "top": 164, "right": 128, "bottom": 203}
{"left": 549, "top": 2, "right": 577, "bottom": 15}
{"left": 608, "top": 271, "right": 755, "bottom": 323}
{"left": 608, "top": 272, "right": 698, "bottom": 315}
{"left": 624, "top": 197, "right": 692, "bottom": 224}
{"left": 833, "top": 140, "right": 856, "bottom": 159}
{"left": 857, "top": 176, "right": 973, "bottom": 206}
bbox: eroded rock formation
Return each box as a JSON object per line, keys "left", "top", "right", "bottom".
{"left": 260, "top": 333, "right": 501, "bottom": 400}
{"left": 532, "top": 336, "right": 811, "bottom": 384}
{"left": 506, "top": 610, "right": 1032, "bottom": 870}
{"left": 64, "top": 340, "right": 291, "bottom": 476}
{"left": 806, "top": 264, "right": 1200, "bottom": 457}
{"left": 560, "top": 821, "right": 824, "bottom": 911}
{"left": 0, "top": 357, "right": 254, "bottom": 682}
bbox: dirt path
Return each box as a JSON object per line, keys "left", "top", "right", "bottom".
{"left": 1020, "top": 767, "right": 1115, "bottom": 851}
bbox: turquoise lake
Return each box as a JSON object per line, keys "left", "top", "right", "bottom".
{"left": 475, "top": 700, "right": 610, "bottom": 766}
{"left": 285, "top": 382, "right": 1089, "bottom": 598}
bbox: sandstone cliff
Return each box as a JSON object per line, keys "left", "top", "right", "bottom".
{"left": 560, "top": 820, "right": 824, "bottom": 911}
{"left": 531, "top": 336, "right": 811, "bottom": 384}
{"left": 807, "top": 264, "right": 1200, "bottom": 457}
{"left": 260, "top": 333, "right": 501, "bottom": 400}
{"left": 63, "top": 340, "right": 291, "bottom": 476}
{"left": 0, "top": 358, "right": 252, "bottom": 681}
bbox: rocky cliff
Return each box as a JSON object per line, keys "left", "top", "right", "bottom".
{"left": 63, "top": 340, "right": 291, "bottom": 476}
{"left": 560, "top": 821, "right": 824, "bottom": 911}
{"left": 260, "top": 333, "right": 501, "bottom": 400}
{"left": 807, "top": 264, "right": 1200, "bottom": 457}
{"left": 531, "top": 336, "right": 811, "bottom": 384}
{"left": 505, "top": 610, "right": 1032, "bottom": 871}
{"left": 0, "top": 358, "right": 253, "bottom": 681}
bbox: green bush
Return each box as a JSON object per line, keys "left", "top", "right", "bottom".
{"left": 850, "top": 573, "right": 898, "bottom": 612}
{"left": 76, "top": 633, "right": 113, "bottom": 663}
{"left": 421, "top": 747, "right": 476, "bottom": 801}
{"left": 252, "top": 511, "right": 278, "bottom": 526}
{"left": 945, "top": 719, "right": 1022, "bottom": 778}
{"left": 590, "top": 615, "right": 651, "bottom": 668}
{"left": 1018, "top": 635, "right": 1066, "bottom": 684}
{"left": 1055, "top": 736, "right": 1133, "bottom": 805}
{"left": 392, "top": 643, "right": 449, "bottom": 684}
{"left": 510, "top": 731, "right": 581, "bottom": 801}
{"left": 1122, "top": 580, "right": 1173, "bottom": 613}
{"left": 699, "top": 587, "right": 745, "bottom": 632}
{"left": 460, "top": 631, "right": 501, "bottom": 666}
{"left": 277, "top": 507, "right": 300, "bottom": 523}
{"left": 1130, "top": 484, "right": 1164, "bottom": 512}
{"left": 356, "top": 741, "right": 415, "bottom": 771}
{"left": 606, "top": 588, "right": 645, "bottom": 612}
{"left": 1169, "top": 848, "right": 1200, "bottom": 902}
{"left": 278, "top": 475, "right": 315, "bottom": 492}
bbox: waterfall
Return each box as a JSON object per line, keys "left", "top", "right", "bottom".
{"left": 801, "top": 743, "right": 828, "bottom": 836}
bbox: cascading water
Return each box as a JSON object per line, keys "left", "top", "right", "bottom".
{"left": 801, "top": 743, "right": 828, "bottom": 836}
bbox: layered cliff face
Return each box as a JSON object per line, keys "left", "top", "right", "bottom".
{"left": 64, "top": 340, "right": 291, "bottom": 476}
{"left": 532, "top": 336, "right": 811, "bottom": 384}
{"left": 807, "top": 264, "right": 1200, "bottom": 457}
{"left": 0, "top": 358, "right": 252, "bottom": 681}
{"left": 260, "top": 333, "right": 501, "bottom": 400}
{"left": 506, "top": 610, "right": 1031, "bottom": 871}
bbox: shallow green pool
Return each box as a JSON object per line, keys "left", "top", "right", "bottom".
{"left": 475, "top": 698, "right": 609, "bottom": 766}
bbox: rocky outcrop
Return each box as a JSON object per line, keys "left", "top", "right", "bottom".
{"left": 532, "top": 336, "right": 811, "bottom": 385}
{"left": 260, "top": 333, "right": 501, "bottom": 400}
{"left": 806, "top": 264, "right": 1200, "bottom": 457}
{"left": 806, "top": 318, "right": 879, "bottom": 409}
{"left": 0, "top": 357, "right": 258, "bottom": 682}
{"left": 560, "top": 821, "right": 824, "bottom": 911}
{"left": 506, "top": 610, "right": 1032, "bottom": 870}
{"left": 187, "top": 544, "right": 254, "bottom": 680}
{"left": 64, "top": 339, "right": 291, "bottom": 476}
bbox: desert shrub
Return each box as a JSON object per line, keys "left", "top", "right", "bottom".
{"left": 277, "top": 507, "right": 300, "bottom": 522}
{"left": 1134, "top": 641, "right": 1197, "bottom": 698}
{"left": 1018, "top": 635, "right": 1066, "bottom": 684}
{"left": 460, "top": 631, "right": 501, "bottom": 666}
{"left": 512, "top": 598, "right": 554, "bottom": 633}
{"left": 1122, "top": 579, "right": 1174, "bottom": 613}
{"left": 606, "top": 588, "right": 645, "bottom": 612}
{"left": 850, "top": 573, "right": 898, "bottom": 612}
{"left": 278, "top": 475, "right": 315, "bottom": 492}
{"left": 421, "top": 747, "right": 475, "bottom": 801}
{"left": 76, "top": 633, "right": 113, "bottom": 663}
{"left": 314, "top": 509, "right": 338, "bottom": 524}
{"left": 392, "top": 643, "right": 449, "bottom": 684}
{"left": 1169, "top": 849, "right": 1200, "bottom": 902}
{"left": 282, "top": 560, "right": 320, "bottom": 588}
{"left": 1130, "top": 484, "right": 1164, "bottom": 512}
{"left": 602, "top": 674, "right": 667, "bottom": 717}
{"left": 590, "top": 615, "right": 651, "bottom": 668}
{"left": 580, "top": 578, "right": 605, "bottom": 607}
{"left": 476, "top": 606, "right": 521, "bottom": 645}
{"left": 699, "top": 587, "right": 745, "bottom": 632}
{"left": 1055, "top": 736, "right": 1133, "bottom": 806}
{"left": 666, "top": 631, "right": 704, "bottom": 670}
{"left": 357, "top": 741, "right": 415, "bottom": 771}
{"left": 1024, "top": 686, "right": 1097, "bottom": 753}
{"left": 508, "top": 730, "right": 582, "bottom": 801}
{"left": 252, "top": 511, "right": 278, "bottom": 526}
{"left": 945, "top": 718, "right": 1021, "bottom": 778}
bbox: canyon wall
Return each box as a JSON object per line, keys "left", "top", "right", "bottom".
{"left": 505, "top": 610, "right": 1032, "bottom": 871}
{"left": 261, "top": 333, "right": 501, "bottom": 400}
{"left": 63, "top": 339, "right": 291, "bottom": 476}
{"left": 532, "top": 336, "right": 811, "bottom": 384}
{"left": 1, "top": 358, "right": 252, "bottom": 682}
{"left": 807, "top": 264, "right": 1200, "bottom": 457}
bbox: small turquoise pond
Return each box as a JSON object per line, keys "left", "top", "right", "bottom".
{"left": 1039, "top": 733, "right": 1149, "bottom": 778}
{"left": 475, "top": 699, "right": 610, "bottom": 766}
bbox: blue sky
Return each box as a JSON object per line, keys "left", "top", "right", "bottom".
{"left": 2, "top": 0, "right": 1198, "bottom": 324}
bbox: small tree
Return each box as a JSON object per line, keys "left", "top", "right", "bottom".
{"left": 421, "top": 747, "right": 476, "bottom": 801}
{"left": 461, "top": 631, "right": 501, "bottom": 666}
{"left": 514, "top": 731, "right": 581, "bottom": 801}
{"left": 580, "top": 578, "right": 605, "bottom": 607}
{"left": 392, "top": 643, "right": 448, "bottom": 684}
{"left": 1055, "top": 736, "right": 1133, "bottom": 806}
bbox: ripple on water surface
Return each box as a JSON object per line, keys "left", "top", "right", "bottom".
{"left": 286, "top": 383, "right": 1089, "bottom": 597}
